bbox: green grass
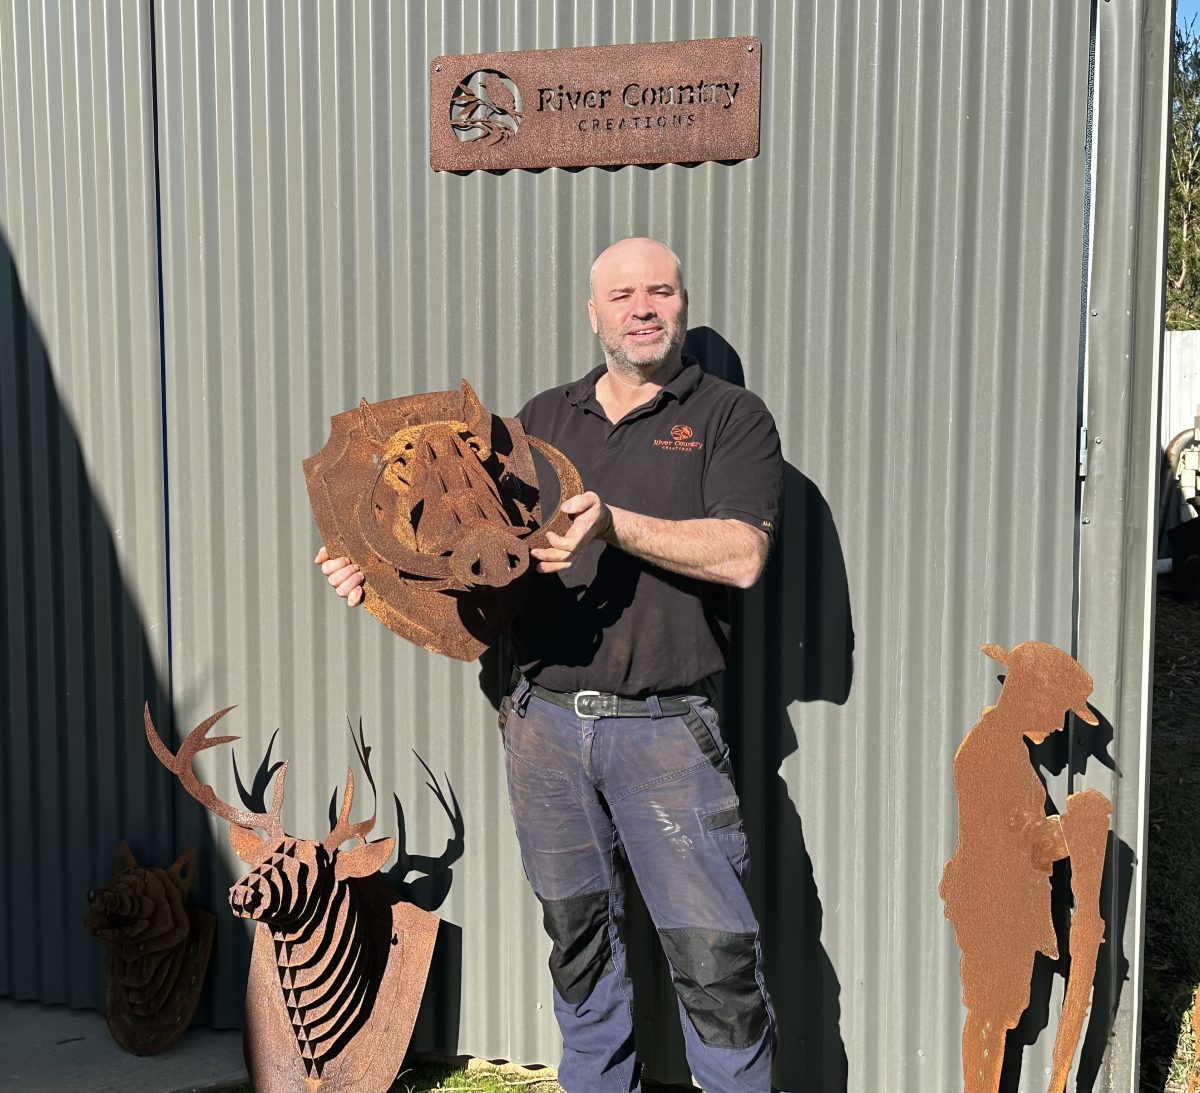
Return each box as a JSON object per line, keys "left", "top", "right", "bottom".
{"left": 392, "top": 1058, "right": 563, "bottom": 1092}
{"left": 213, "top": 1057, "right": 564, "bottom": 1093}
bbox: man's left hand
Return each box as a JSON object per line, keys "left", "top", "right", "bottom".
{"left": 531, "top": 491, "right": 614, "bottom": 573}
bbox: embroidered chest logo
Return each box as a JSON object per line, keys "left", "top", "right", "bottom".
{"left": 655, "top": 424, "right": 704, "bottom": 452}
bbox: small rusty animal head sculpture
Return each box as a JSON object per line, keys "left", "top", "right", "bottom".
{"left": 145, "top": 704, "right": 438, "bottom": 1093}
{"left": 304, "top": 380, "right": 582, "bottom": 659}
{"left": 85, "top": 842, "right": 214, "bottom": 1055}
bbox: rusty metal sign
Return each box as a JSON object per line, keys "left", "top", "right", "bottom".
{"left": 304, "top": 380, "right": 581, "bottom": 661}
{"left": 939, "top": 641, "right": 1112, "bottom": 1093}
{"left": 85, "top": 843, "right": 214, "bottom": 1056}
{"left": 429, "top": 37, "right": 761, "bottom": 172}
{"left": 145, "top": 705, "right": 439, "bottom": 1093}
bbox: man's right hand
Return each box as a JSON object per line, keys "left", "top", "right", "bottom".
{"left": 315, "top": 546, "right": 365, "bottom": 607}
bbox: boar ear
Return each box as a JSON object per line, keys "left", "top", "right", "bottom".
{"left": 169, "top": 848, "right": 197, "bottom": 895}
{"left": 460, "top": 379, "right": 488, "bottom": 436}
{"left": 112, "top": 841, "right": 138, "bottom": 878}
{"left": 358, "top": 398, "right": 389, "bottom": 444}
{"left": 229, "top": 823, "right": 268, "bottom": 864}
{"left": 335, "top": 837, "right": 395, "bottom": 880}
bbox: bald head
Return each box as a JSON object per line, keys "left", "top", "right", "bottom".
{"left": 586, "top": 237, "right": 689, "bottom": 380}
{"left": 589, "top": 237, "right": 685, "bottom": 300}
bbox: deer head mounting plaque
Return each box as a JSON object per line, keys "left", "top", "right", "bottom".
{"left": 85, "top": 843, "right": 214, "bottom": 1055}
{"left": 303, "top": 379, "right": 582, "bottom": 661}
{"left": 939, "top": 642, "right": 1112, "bottom": 1093}
{"left": 145, "top": 704, "right": 438, "bottom": 1093}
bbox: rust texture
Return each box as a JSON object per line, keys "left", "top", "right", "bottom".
{"left": 939, "top": 641, "right": 1112, "bottom": 1093}
{"left": 145, "top": 705, "right": 438, "bottom": 1093}
{"left": 429, "top": 37, "right": 761, "bottom": 172}
{"left": 303, "top": 379, "right": 582, "bottom": 660}
{"left": 85, "top": 842, "right": 214, "bottom": 1055}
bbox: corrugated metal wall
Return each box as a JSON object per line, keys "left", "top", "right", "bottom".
{"left": 1, "top": 2, "right": 1169, "bottom": 1091}
{"left": 0, "top": 0, "right": 176, "bottom": 1008}
{"left": 1163, "top": 331, "right": 1200, "bottom": 447}
{"left": 1076, "top": 3, "right": 1171, "bottom": 1085}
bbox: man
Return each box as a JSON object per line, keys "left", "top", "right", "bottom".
{"left": 318, "top": 238, "right": 782, "bottom": 1093}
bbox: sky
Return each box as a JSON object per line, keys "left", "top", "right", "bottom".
{"left": 1180, "top": 0, "right": 1200, "bottom": 30}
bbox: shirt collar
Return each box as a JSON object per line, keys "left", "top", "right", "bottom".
{"left": 564, "top": 355, "right": 704, "bottom": 408}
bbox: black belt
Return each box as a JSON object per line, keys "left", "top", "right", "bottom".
{"left": 526, "top": 682, "right": 695, "bottom": 721}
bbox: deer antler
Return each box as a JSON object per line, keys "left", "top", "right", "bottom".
{"left": 144, "top": 703, "right": 287, "bottom": 838}
{"left": 324, "top": 717, "right": 379, "bottom": 851}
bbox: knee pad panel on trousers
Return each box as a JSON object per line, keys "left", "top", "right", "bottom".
{"left": 658, "top": 926, "right": 768, "bottom": 1049}
{"left": 539, "top": 890, "right": 614, "bottom": 1006}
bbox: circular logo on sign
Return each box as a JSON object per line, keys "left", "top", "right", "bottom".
{"left": 450, "top": 70, "right": 523, "bottom": 145}
{"left": 671, "top": 425, "right": 694, "bottom": 442}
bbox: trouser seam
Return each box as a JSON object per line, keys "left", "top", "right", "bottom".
{"left": 504, "top": 742, "right": 572, "bottom": 781}
{"left": 605, "top": 821, "right": 636, "bottom": 1028}
{"left": 567, "top": 764, "right": 627, "bottom": 1007}
{"left": 606, "top": 757, "right": 711, "bottom": 802}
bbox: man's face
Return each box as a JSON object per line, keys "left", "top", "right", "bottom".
{"left": 588, "top": 240, "right": 688, "bottom": 375}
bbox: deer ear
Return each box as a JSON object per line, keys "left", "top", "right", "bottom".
{"left": 229, "top": 823, "right": 268, "bottom": 864}
{"left": 169, "top": 848, "right": 197, "bottom": 895}
{"left": 335, "top": 836, "right": 395, "bottom": 880}
{"left": 112, "top": 841, "right": 138, "bottom": 878}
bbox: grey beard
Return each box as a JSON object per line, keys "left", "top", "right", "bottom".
{"left": 598, "top": 320, "right": 687, "bottom": 378}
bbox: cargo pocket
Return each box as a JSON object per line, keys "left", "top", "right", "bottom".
{"left": 680, "top": 704, "right": 734, "bottom": 779}
{"left": 702, "top": 801, "right": 749, "bottom": 878}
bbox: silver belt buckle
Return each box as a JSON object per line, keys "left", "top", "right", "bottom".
{"left": 573, "top": 690, "right": 602, "bottom": 720}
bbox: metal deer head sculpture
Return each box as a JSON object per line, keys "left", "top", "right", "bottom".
{"left": 940, "top": 642, "right": 1112, "bottom": 1093}
{"left": 303, "top": 379, "right": 582, "bottom": 660}
{"left": 145, "top": 704, "right": 438, "bottom": 1093}
{"left": 85, "top": 842, "right": 214, "bottom": 1055}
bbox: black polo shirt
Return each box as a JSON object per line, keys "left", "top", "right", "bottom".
{"left": 511, "top": 357, "right": 782, "bottom": 696}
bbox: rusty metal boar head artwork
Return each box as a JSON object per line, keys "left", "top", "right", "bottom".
{"left": 303, "top": 380, "right": 582, "bottom": 660}
{"left": 940, "top": 641, "right": 1112, "bottom": 1093}
{"left": 85, "top": 842, "right": 214, "bottom": 1055}
{"left": 145, "top": 704, "right": 439, "bottom": 1093}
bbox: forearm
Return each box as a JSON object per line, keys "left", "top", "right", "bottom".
{"left": 1029, "top": 815, "right": 1070, "bottom": 870}
{"left": 601, "top": 505, "right": 769, "bottom": 589}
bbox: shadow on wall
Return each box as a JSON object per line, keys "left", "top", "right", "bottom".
{"left": 0, "top": 231, "right": 469, "bottom": 1048}
{"left": 688, "top": 326, "right": 853, "bottom": 1093}
{"left": 725, "top": 455, "right": 854, "bottom": 1093}
{"left": 0, "top": 231, "right": 237, "bottom": 1020}
{"left": 997, "top": 710, "right": 1135, "bottom": 1093}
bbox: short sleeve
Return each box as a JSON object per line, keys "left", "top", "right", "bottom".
{"left": 704, "top": 409, "right": 783, "bottom": 543}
